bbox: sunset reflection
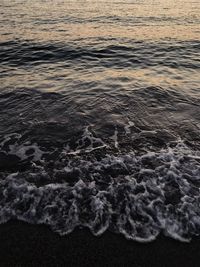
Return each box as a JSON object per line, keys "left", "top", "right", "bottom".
{"left": 1, "top": 0, "right": 200, "bottom": 43}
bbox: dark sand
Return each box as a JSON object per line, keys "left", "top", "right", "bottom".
{"left": 0, "top": 220, "right": 199, "bottom": 267}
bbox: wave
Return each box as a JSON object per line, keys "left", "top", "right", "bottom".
{"left": 1, "top": 40, "right": 199, "bottom": 69}
{"left": 0, "top": 126, "right": 200, "bottom": 242}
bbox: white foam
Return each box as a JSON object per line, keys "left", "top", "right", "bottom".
{"left": 0, "top": 133, "right": 44, "bottom": 161}
{"left": 110, "top": 126, "right": 119, "bottom": 149}
{"left": 0, "top": 133, "right": 200, "bottom": 242}
{"left": 124, "top": 120, "right": 135, "bottom": 134}
{"left": 64, "top": 126, "right": 107, "bottom": 155}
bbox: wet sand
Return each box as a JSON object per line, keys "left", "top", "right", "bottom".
{"left": 0, "top": 220, "right": 199, "bottom": 267}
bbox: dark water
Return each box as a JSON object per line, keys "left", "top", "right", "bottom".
{"left": 0, "top": 0, "right": 200, "bottom": 242}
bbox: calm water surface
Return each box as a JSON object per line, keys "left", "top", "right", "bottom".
{"left": 0, "top": 0, "right": 200, "bottom": 242}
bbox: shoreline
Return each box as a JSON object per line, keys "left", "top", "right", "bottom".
{"left": 0, "top": 220, "right": 199, "bottom": 267}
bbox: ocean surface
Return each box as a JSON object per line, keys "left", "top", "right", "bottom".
{"left": 0, "top": 0, "right": 200, "bottom": 242}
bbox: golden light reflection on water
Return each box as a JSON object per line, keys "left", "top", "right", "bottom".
{"left": 0, "top": 0, "right": 200, "bottom": 43}
{"left": 0, "top": 0, "right": 200, "bottom": 98}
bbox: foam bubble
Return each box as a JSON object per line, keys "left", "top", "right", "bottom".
{"left": 0, "top": 137, "right": 200, "bottom": 242}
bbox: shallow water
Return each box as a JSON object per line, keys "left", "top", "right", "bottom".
{"left": 0, "top": 0, "right": 200, "bottom": 242}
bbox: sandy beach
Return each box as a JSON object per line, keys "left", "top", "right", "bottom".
{"left": 0, "top": 220, "right": 199, "bottom": 267}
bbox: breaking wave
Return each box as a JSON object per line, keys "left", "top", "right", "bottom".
{"left": 0, "top": 128, "right": 200, "bottom": 242}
